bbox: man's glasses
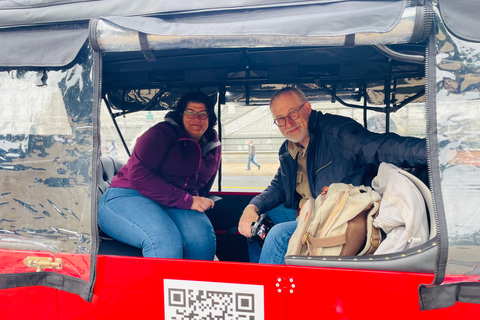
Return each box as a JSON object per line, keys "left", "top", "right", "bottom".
{"left": 184, "top": 109, "right": 208, "bottom": 120}
{"left": 273, "top": 102, "right": 306, "bottom": 127}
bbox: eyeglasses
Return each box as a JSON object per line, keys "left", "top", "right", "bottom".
{"left": 273, "top": 102, "right": 306, "bottom": 127}
{"left": 184, "top": 109, "right": 208, "bottom": 120}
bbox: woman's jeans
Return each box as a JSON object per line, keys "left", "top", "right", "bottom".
{"left": 248, "top": 204, "right": 297, "bottom": 263}
{"left": 98, "top": 187, "right": 216, "bottom": 260}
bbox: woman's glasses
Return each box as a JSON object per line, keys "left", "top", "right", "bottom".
{"left": 184, "top": 109, "right": 208, "bottom": 120}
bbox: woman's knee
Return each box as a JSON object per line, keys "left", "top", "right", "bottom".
{"left": 98, "top": 192, "right": 186, "bottom": 258}
{"left": 142, "top": 232, "right": 183, "bottom": 259}
{"left": 182, "top": 220, "right": 216, "bottom": 260}
{"left": 184, "top": 238, "right": 216, "bottom": 260}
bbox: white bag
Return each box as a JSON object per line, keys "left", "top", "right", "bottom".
{"left": 371, "top": 162, "right": 430, "bottom": 254}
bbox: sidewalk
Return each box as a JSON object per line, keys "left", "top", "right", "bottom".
{"left": 222, "top": 163, "right": 279, "bottom": 176}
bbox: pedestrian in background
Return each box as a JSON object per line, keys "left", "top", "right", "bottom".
{"left": 108, "top": 141, "right": 117, "bottom": 158}
{"left": 246, "top": 140, "right": 261, "bottom": 170}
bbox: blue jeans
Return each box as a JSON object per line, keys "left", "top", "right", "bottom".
{"left": 98, "top": 187, "right": 216, "bottom": 260}
{"left": 258, "top": 221, "right": 298, "bottom": 264}
{"left": 247, "top": 154, "right": 260, "bottom": 169}
{"left": 248, "top": 204, "right": 297, "bottom": 263}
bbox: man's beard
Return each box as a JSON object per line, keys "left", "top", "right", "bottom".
{"left": 285, "top": 125, "right": 308, "bottom": 143}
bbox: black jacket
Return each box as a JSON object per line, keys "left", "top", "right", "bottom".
{"left": 250, "top": 110, "right": 427, "bottom": 213}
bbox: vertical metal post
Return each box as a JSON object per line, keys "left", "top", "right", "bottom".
{"left": 103, "top": 95, "right": 131, "bottom": 157}
{"left": 217, "top": 88, "right": 225, "bottom": 192}
{"left": 362, "top": 82, "right": 368, "bottom": 128}
{"left": 243, "top": 49, "right": 251, "bottom": 106}
{"left": 384, "top": 59, "right": 392, "bottom": 133}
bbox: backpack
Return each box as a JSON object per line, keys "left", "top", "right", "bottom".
{"left": 286, "top": 183, "right": 382, "bottom": 257}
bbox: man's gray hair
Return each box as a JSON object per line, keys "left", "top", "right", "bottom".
{"left": 270, "top": 87, "right": 307, "bottom": 107}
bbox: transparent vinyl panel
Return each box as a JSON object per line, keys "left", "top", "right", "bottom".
{"left": 0, "top": 45, "right": 94, "bottom": 281}
{"left": 435, "top": 15, "right": 480, "bottom": 279}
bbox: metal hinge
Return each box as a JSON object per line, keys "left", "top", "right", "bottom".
{"left": 23, "top": 256, "right": 62, "bottom": 272}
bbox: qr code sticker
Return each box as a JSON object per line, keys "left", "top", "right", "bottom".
{"left": 164, "top": 279, "right": 264, "bottom": 320}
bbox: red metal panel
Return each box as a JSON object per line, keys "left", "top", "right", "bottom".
{"left": 57, "top": 255, "right": 480, "bottom": 319}
{"left": 55, "top": 253, "right": 91, "bottom": 281}
{"left": 2, "top": 254, "right": 478, "bottom": 319}
{"left": 0, "top": 286, "right": 58, "bottom": 320}
{"left": 57, "top": 255, "right": 288, "bottom": 320}
{"left": 285, "top": 265, "right": 479, "bottom": 320}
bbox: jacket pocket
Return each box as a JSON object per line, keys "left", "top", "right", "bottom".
{"left": 296, "top": 172, "right": 303, "bottom": 186}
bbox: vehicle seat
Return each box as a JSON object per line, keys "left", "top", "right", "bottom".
{"left": 98, "top": 156, "right": 124, "bottom": 198}
{"left": 402, "top": 165, "right": 429, "bottom": 188}
{"left": 97, "top": 156, "right": 143, "bottom": 257}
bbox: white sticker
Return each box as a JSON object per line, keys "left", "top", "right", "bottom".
{"left": 164, "top": 279, "right": 264, "bottom": 320}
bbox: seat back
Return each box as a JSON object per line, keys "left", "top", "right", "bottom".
{"left": 97, "top": 156, "right": 143, "bottom": 256}
{"left": 98, "top": 156, "right": 124, "bottom": 198}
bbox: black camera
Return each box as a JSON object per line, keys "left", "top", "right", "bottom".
{"left": 249, "top": 214, "right": 274, "bottom": 246}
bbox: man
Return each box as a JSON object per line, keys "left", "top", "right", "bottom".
{"left": 246, "top": 140, "right": 261, "bottom": 170}
{"left": 238, "top": 87, "right": 427, "bottom": 263}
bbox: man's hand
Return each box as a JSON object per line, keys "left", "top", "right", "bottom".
{"left": 191, "top": 196, "right": 215, "bottom": 213}
{"left": 238, "top": 204, "right": 259, "bottom": 237}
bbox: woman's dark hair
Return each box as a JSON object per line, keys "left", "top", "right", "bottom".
{"left": 171, "top": 91, "right": 218, "bottom": 135}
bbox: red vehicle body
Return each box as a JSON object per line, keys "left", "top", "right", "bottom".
{"left": 1, "top": 1, "right": 480, "bottom": 319}
{"left": 1, "top": 256, "right": 479, "bottom": 320}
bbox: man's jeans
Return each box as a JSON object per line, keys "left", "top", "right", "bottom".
{"left": 248, "top": 204, "right": 297, "bottom": 263}
{"left": 247, "top": 154, "right": 260, "bottom": 169}
{"left": 258, "top": 221, "right": 298, "bottom": 264}
{"left": 98, "top": 187, "right": 216, "bottom": 259}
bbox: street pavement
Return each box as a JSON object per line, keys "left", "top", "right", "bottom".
{"left": 221, "top": 163, "right": 279, "bottom": 176}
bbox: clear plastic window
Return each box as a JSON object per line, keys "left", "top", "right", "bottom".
{"left": 0, "top": 47, "right": 94, "bottom": 281}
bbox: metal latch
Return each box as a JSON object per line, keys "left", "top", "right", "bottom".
{"left": 23, "top": 256, "right": 62, "bottom": 272}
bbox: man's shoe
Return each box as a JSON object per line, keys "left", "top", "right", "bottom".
{"left": 246, "top": 168, "right": 250, "bottom": 170}
{"left": 258, "top": 165, "right": 261, "bottom": 170}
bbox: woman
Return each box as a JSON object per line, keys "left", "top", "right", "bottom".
{"left": 98, "top": 91, "right": 221, "bottom": 259}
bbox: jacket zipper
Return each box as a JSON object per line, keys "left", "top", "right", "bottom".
{"left": 179, "top": 138, "right": 202, "bottom": 188}
{"left": 315, "top": 160, "right": 332, "bottom": 175}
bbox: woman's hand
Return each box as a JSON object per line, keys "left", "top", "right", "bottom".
{"left": 191, "top": 196, "right": 215, "bottom": 212}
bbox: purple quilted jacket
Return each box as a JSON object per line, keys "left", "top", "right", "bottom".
{"left": 110, "top": 117, "right": 221, "bottom": 209}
